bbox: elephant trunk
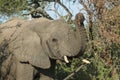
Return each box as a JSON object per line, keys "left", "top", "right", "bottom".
{"left": 75, "top": 13, "right": 87, "bottom": 55}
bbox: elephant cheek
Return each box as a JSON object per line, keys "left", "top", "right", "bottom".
{"left": 60, "top": 42, "right": 80, "bottom": 57}
{"left": 59, "top": 47, "right": 71, "bottom": 58}
{"left": 68, "top": 41, "right": 81, "bottom": 56}
{"left": 45, "top": 41, "right": 61, "bottom": 59}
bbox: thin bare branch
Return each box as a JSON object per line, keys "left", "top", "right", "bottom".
{"left": 79, "top": 0, "right": 92, "bottom": 15}
{"left": 63, "top": 65, "right": 84, "bottom": 80}
{"left": 30, "top": 8, "right": 53, "bottom": 20}
{"left": 57, "top": 1, "right": 72, "bottom": 22}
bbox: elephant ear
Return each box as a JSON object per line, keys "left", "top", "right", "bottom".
{"left": 10, "top": 28, "right": 50, "bottom": 69}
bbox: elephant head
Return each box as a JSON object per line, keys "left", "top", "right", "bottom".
{"left": 2, "top": 13, "right": 87, "bottom": 69}
{"left": 40, "top": 13, "right": 87, "bottom": 63}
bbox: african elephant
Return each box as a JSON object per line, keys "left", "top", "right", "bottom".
{"left": 0, "top": 13, "right": 87, "bottom": 80}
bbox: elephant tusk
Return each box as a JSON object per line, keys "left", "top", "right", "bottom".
{"left": 82, "top": 59, "right": 90, "bottom": 64}
{"left": 64, "top": 56, "right": 69, "bottom": 63}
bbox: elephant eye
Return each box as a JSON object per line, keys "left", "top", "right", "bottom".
{"left": 52, "top": 38, "right": 58, "bottom": 42}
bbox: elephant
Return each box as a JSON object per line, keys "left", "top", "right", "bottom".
{"left": 0, "top": 13, "right": 87, "bottom": 80}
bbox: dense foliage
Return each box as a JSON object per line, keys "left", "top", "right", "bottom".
{"left": 0, "top": 0, "right": 120, "bottom": 80}
{"left": 0, "top": 0, "right": 27, "bottom": 15}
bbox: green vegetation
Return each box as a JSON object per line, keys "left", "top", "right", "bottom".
{"left": 0, "top": 0, "right": 27, "bottom": 15}
{"left": 0, "top": 0, "right": 120, "bottom": 80}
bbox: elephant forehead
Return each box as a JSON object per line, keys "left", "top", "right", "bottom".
{"left": 50, "top": 29, "right": 69, "bottom": 40}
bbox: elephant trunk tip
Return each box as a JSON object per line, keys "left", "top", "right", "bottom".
{"left": 75, "top": 13, "right": 85, "bottom": 27}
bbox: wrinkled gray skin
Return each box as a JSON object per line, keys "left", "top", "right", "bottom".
{"left": 0, "top": 13, "right": 87, "bottom": 80}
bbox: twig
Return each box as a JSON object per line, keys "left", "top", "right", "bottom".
{"left": 38, "top": 9, "right": 53, "bottom": 20}
{"left": 63, "top": 65, "right": 84, "bottom": 80}
{"left": 30, "top": 8, "right": 53, "bottom": 20}
{"left": 57, "top": 1, "right": 72, "bottom": 22}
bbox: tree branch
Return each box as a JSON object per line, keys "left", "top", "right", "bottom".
{"left": 63, "top": 65, "right": 84, "bottom": 80}
{"left": 57, "top": 1, "right": 72, "bottom": 22}
{"left": 30, "top": 7, "right": 53, "bottom": 20}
